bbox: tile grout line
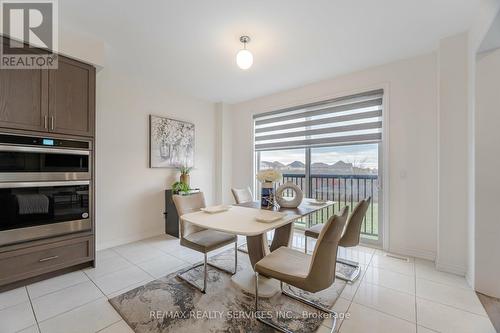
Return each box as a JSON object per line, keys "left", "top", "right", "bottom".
{"left": 415, "top": 275, "right": 476, "bottom": 290}
{"left": 29, "top": 277, "right": 94, "bottom": 301}
{"left": 357, "top": 279, "right": 415, "bottom": 297}
{"left": 82, "top": 270, "right": 108, "bottom": 298}
{"left": 349, "top": 301, "right": 419, "bottom": 327}
{"left": 94, "top": 318, "right": 123, "bottom": 333}
{"left": 91, "top": 242, "right": 197, "bottom": 298}
{"left": 415, "top": 295, "right": 489, "bottom": 318}
{"left": 414, "top": 258, "right": 418, "bottom": 332}
{"left": 93, "top": 250, "right": 156, "bottom": 282}
{"left": 337, "top": 249, "right": 375, "bottom": 332}
{"left": 25, "top": 286, "right": 42, "bottom": 333}
{"left": 35, "top": 296, "right": 108, "bottom": 325}
{"left": 110, "top": 244, "right": 177, "bottom": 279}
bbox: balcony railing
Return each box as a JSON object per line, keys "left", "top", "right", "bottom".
{"left": 278, "top": 173, "right": 379, "bottom": 238}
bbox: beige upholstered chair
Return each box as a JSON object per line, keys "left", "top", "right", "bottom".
{"left": 254, "top": 207, "right": 349, "bottom": 333}
{"left": 304, "top": 197, "right": 372, "bottom": 282}
{"left": 231, "top": 187, "right": 254, "bottom": 253}
{"left": 173, "top": 192, "right": 238, "bottom": 293}
{"left": 254, "top": 207, "right": 349, "bottom": 332}
{"left": 231, "top": 187, "right": 253, "bottom": 204}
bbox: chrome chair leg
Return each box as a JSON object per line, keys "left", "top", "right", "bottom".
{"left": 281, "top": 284, "right": 338, "bottom": 318}
{"left": 234, "top": 241, "right": 238, "bottom": 273}
{"left": 254, "top": 273, "right": 337, "bottom": 333}
{"left": 255, "top": 273, "right": 293, "bottom": 333}
{"left": 337, "top": 257, "right": 359, "bottom": 268}
{"left": 176, "top": 242, "right": 238, "bottom": 293}
{"left": 176, "top": 255, "right": 208, "bottom": 293}
{"left": 204, "top": 253, "right": 207, "bottom": 292}
{"left": 304, "top": 236, "right": 308, "bottom": 254}
{"left": 336, "top": 257, "right": 361, "bottom": 283}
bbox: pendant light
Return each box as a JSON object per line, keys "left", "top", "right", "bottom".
{"left": 236, "top": 36, "right": 253, "bottom": 70}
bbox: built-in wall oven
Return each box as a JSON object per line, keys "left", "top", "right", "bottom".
{"left": 0, "top": 134, "right": 92, "bottom": 246}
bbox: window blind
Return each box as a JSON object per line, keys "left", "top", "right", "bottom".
{"left": 254, "top": 89, "right": 383, "bottom": 151}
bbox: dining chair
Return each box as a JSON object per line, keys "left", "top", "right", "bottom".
{"left": 231, "top": 187, "right": 253, "bottom": 204}
{"left": 231, "top": 187, "right": 254, "bottom": 253}
{"left": 304, "top": 197, "right": 372, "bottom": 282}
{"left": 254, "top": 207, "right": 349, "bottom": 333}
{"left": 172, "top": 192, "right": 238, "bottom": 293}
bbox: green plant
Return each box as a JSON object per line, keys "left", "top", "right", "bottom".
{"left": 177, "top": 165, "right": 192, "bottom": 175}
{"left": 172, "top": 181, "right": 190, "bottom": 194}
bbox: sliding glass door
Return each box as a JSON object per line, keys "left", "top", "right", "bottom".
{"left": 255, "top": 142, "right": 382, "bottom": 245}
{"left": 309, "top": 143, "right": 381, "bottom": 245}
{"left": 253, "top": 89, "right": 385, "bottom": 246}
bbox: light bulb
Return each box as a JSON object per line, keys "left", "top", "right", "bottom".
{"left": 236, "top": 49, "right": 253, "bottom": 70}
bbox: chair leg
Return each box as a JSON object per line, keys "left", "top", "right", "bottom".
{"left": 203, "top": 253, "right": 208, "bottom": 292}
{"left": 337, "top": 257, "right": 359, "bottom": 268}
{"left": 234, "top": 241, "right": 238, "bottom": 273}
{"left": 254, "top": 273, "right": 294, "bottom": 333}
{"left": 281, "top": 284, "right": 338, "bottom": 318}
{"left": 176, "top": 258, "right": 208, "bottom": 294}
{"left": 336, "top": 257, "right": 361, "bottom": 283}
{"left": 176, "top": 243, "right": 238, "bottom": 293}
{"left": 255, "top": 274, "right": 337, "bottom": 333}
{"left": 304, "top": 236, "right": 308, "bottom": 254}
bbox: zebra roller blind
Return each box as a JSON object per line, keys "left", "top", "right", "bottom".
{"left": 254, "top": 89, "right": 383, "bottom": 151}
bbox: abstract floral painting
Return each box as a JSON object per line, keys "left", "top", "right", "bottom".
{"left": 149, "top": 115, "right": 194, "bottom": 168}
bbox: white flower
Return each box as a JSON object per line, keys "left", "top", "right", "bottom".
{"left": 256, "top": 169, "right": 282, "bottom": 183}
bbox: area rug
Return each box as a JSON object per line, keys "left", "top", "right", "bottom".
{"left": 109, "top": 249, "right": 354, "bottom": 333}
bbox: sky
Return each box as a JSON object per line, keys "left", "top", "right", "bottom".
{"left": 259, "top": 143, "right": 379, "bottom": 169}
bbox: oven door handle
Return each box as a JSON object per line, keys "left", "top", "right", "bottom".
{"left": 0, "top": 180, "right": 90, "bottom": 188}
{"left": 0, "top": 145, "right": 90, "bottom": 155}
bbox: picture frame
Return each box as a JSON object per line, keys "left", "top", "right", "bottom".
{"left": 149, "top": 115, "right": 195, "bottom": 168}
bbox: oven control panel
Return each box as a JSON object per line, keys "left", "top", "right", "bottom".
{"left": 0, "top": 134, "right": 90, "bottom": 149}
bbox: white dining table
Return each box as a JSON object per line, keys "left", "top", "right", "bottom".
{"left": 180, "top": 199, "right": 335, "bottom": 297}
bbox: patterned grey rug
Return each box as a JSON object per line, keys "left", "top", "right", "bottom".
{"left": 109, "top": 249, "right": 355, "bottom": 333}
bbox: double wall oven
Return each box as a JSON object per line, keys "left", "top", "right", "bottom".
{"left": 0, "top": 133, "right": 92, "bottom": 246}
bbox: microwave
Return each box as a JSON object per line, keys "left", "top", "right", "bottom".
{"left": 0, "top": 133, "right": 91, "bottom": 182}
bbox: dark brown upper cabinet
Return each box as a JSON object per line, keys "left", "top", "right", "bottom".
{"left": 48, "top": 56, "right": 95, "bottom": 137}
{"left": 0, "top": 37, "right": 95, "bottom": 137}
{"left": 0, "top": 68, "right": 49, "bottom": 132}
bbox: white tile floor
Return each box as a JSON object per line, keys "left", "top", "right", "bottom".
{"left": 0, "top": 233, "right": 495, "bottom": 333}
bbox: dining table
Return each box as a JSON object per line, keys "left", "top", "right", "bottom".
{"left": 180, "top": 198, "right": 335, "bottom": 297}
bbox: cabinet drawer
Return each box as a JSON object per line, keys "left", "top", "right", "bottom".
{"left": 0, "top": 236, "right": 94, "bottom": 286}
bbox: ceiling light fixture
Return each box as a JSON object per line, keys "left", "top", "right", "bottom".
{"left": 236, "top": 35, "right": 253, "bottom": 70}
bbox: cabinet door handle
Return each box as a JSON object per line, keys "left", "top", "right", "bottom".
{"left": 44, "top": 116, "right": 48, "bottom": 129}
{"left": 39, "top": 255, "right": 59, "bottom": 262}
{"left": 50, "top": 116, "right": 55, "bottom": 130}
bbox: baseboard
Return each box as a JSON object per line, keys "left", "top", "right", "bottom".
{"left": 96, "top": 228, "right": 163, "bottom": 251}
{"left": 435, "top": 260, "right": 467, "bottom": 276}
{"left": 465, "top": 271, "right": 474, "bottom": 289}
{"left": 388, "top": 246, "right": 436, "bottom": 261}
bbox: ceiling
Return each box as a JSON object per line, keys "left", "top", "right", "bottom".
{"left": 479, "top": 10, "right": 500, "bottom": 53}
{"left": 60, "top": 0, "right": 485, "bottom": 103}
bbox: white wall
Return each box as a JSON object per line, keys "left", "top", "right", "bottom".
{"left": 59, "top": 28, "right": 105, "bottom": 68}
{"left": 475, "top": 48, "right": 500, "bottom": 298}
{"left": 436, "top": 33, "right": 470, "bottom": 275}
{"left": 95, "top": 46, "right": 217, "bottom": 250}
{"left": 466, "top": 0, "right": 500, "bottom": 289}
{"left": 214, "top": 103, "right": 233, "bottom": 204}
{"left": 228, "top": 53, "right": 439, "bottom": 260}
